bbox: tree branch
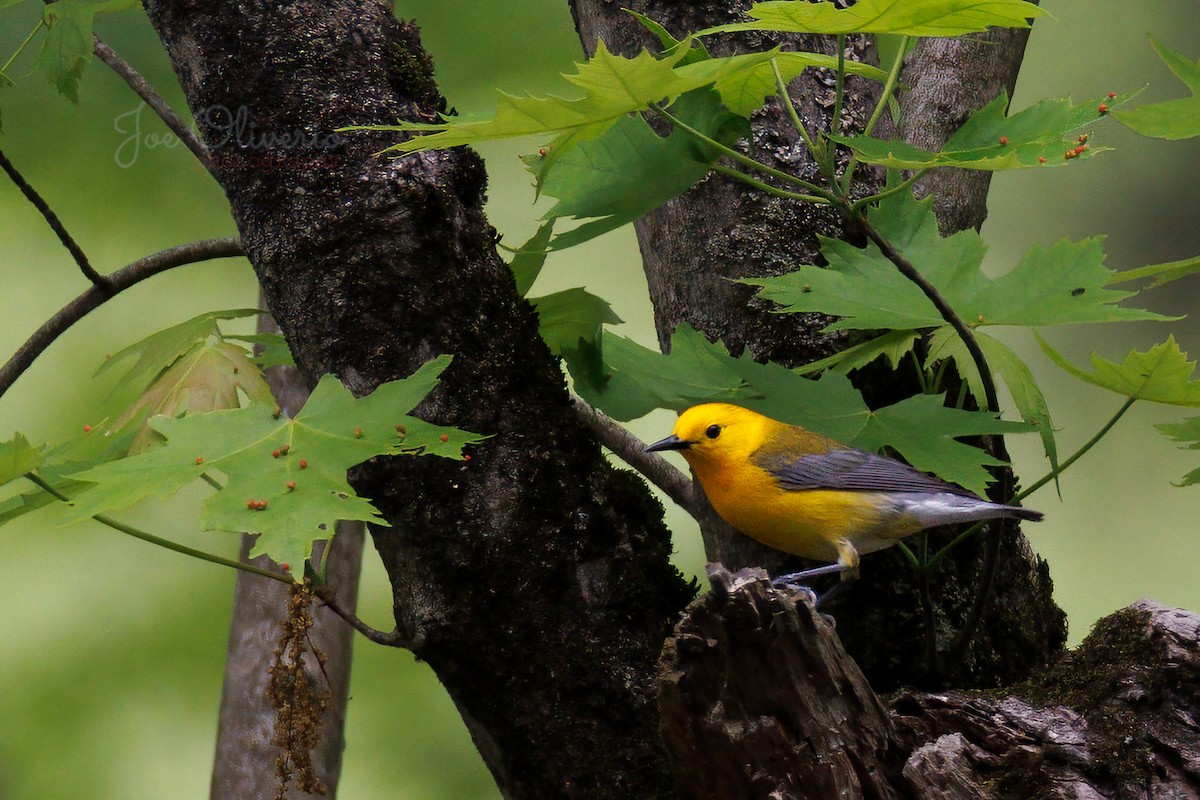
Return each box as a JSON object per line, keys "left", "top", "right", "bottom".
{"left": 570, "top": 395, "right": 698, "bottom": 518}
{"left": 0, "top": 238, "right": 243, "bottom": 400}
{"left": 314, "top": 584, "right": 406, "bottom": 647}
{"left": 0, "top": 146, "right": 110, "bottom": 289}
{"left": 92, "top": 35, "right": 210, "bottom": 169}
{"left": 852, "top": 213, "right": 999, "bottom": 414}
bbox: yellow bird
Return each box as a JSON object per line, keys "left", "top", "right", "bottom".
{"left": 645, "top": 403, "right": 1042, "bottom": 584}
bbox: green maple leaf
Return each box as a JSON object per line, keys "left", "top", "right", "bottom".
{"left": 1114, "top": 39, "right": 1200, "bottom": 140}
{"left": 699, "top": 0, "right": 1044, "bottom": 37}
{"left": 745, "top": 192, "right": 1170, "bottom": 331}
{"left": 1037, "top": 335, "right": 1200, "bottom": 405}
{"left": 366, "top": 41, "right": 881, "bottom": 159}
{"left": 64, "top": 357, "right": 487, "bottom": 578}
{"left": 532, "top": 287, "right": 622, "bottom": 355}
{"left": 34, "top": 0, "right": 140, "bottom": 102}
{"left": 520, "top": 89, "right": 749, "bottom": 250}
{"left": 96, "top": 309, "right": 272, "bottom": 452}
{"left": 110, "top": 339, "right": 275, "bottom": 453}
{"left": 566, "top": 323, "right": 756, "bottom": 422}
{"left": 797, "top": 330, "right": 921, "bottom": 377}
{"left": 532, "top": 286, "right": 622, "bottom": 388}
{"left": 36, "top": 1, "right": 92, "bottom": 102}
{"left": 828, "top": 90, "right": 1138, "bottom": 171}
{"left": 0, "top": 433, "right": 42, "bottom": 485}
{"left": 370, "top": 40, "right": 696, "bottom": 155}
{"left": 508, "top": 220, "right": 556, "bottom": 297}
{"left": 97, "top": 309, "right": 261, "bottom": 386}
{"left": 745, "top": 192, "right": 1170, "bottom": 470}
{"left": 1154, "top": 417, "right": 1200, "bottom": 486}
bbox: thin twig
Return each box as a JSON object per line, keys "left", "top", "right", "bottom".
{"left": 0, "top": 146, "right": 110, "bottom": 289}
{"left": 314, "top": 585, "right": 406, "bottom": 647}
{"left": 0, "top": 238, "right": 244, "bottom": 400}
{"left": 24, "top": 472, "right": 290, "bottom": 583}
{"left": 569, "top": 394, "right": 699, "bottom": 518}
{"left": 92, "top": 35, "right": 210, "bottom": 169}
{"left": 853, "top": 213, "right": 1000, "bottom": 414}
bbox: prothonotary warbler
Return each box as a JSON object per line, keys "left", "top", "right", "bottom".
{"left": 645, "top": 402, "right": 1042, "bottom": 585}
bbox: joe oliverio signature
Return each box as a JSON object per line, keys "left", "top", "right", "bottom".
{"left": 114, "top": 102, "right": 343, "bottom": 169}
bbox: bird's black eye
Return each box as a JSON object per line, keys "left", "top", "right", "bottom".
{"left": 705, "top": 424, "right": 721, "bottom": 439}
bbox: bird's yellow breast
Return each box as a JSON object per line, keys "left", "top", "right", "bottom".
{"left": 688, "top": 455, "right": 888, "bottom": 561}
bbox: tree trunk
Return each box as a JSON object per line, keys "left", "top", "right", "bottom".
{"left": 210, "top": 312, "right": 362, "bottom": 799}
{"left": 662, "top": 570, "right": 1200, "bottom": 798}
{"left": 144, "top": 2, "right": 690, "bottom": 796}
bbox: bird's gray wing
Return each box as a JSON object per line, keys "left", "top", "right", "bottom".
{"left": 755, "top": 447, "right": 976, "bottom": 497}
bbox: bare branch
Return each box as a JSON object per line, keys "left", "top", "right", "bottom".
{"left": 570, "top": 394, "right": 699, "bottom": 517}
{"left": 314, "top": 584, "right": 407, "bottom": 648}
{"left": 0, "top": 238, "right": 243, "bottom": 400}
{"left": 92, "top": 35, "right": 210, "bottom": 170}
{"left": 0, "top": 146, "right": 110, "bottom": 289}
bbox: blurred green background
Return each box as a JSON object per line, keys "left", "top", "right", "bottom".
{"left": 1, "top": 2, "right": 1197, "bottom": 797}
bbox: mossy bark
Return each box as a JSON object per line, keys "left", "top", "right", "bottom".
{"left": 144, "top": 2, "right": 690, "bottom": 797}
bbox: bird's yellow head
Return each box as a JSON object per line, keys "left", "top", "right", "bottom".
{"left": 644, "top": 403, "right": 774, "bottom": 468}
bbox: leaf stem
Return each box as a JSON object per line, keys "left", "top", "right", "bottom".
{"left": 830, "top": 34, "right": 847, "bottom": 146}
{"left": 24, "top": 472, "right": 292, "bottom": 584}
{"left": 863, "top": 36, "right": 908, "bottom": 140}
{"left": 650, "top": 102, "right": 836, "bottom": 200}
{"left": 1, "top": 20, "right": 43, "bottom": 75}
{"left": 925, "top": 396, "right": 1138, "bottom": 571}
{"left": 842, "top": 35, "right": 909, "bottom": 194}
{"left": 895, "top": 540, "right": 919, "bottom": 568}
{"left": 1015, "top": 396, "right": 1138, "bottom": 502}
{"left": 771, "top": 58, "right": 822, "bottom": 167}
{"left": 849, "top": 168, "right": 929, "bottom": 214}
{"left": 710, "top": 163, "right": 829, "bottom": 205}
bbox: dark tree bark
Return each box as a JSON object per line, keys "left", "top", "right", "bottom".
{"left": 661, "top": 570, "right": 1200, "bottom": 798}
{"left": 143, "top": 2, "right": 690, "bottom": 797}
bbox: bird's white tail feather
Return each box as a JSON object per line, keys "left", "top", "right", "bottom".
{"left": 890, "top": 492, "right": 1043, "bottom": 529}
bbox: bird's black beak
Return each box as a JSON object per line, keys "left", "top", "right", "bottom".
{"left": 644, "top": 434, "right": 692, "bottom": 453}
